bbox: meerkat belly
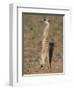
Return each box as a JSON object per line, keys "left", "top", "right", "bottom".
{"left": 41, "top": 29, "right": 49, "bottom": 58}
{"left": 42, "top": 30, "right": 49, "bottom": 49}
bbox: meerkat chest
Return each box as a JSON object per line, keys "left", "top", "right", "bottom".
{"left": 43, "top": 24, "right": 49, "bottom": 39}
{"left": 42, "top": 25, "right": 50, "bottom": 48}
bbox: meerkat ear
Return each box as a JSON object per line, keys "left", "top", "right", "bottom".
{"left": 48, "top": 20, "right": 51, "bottom": 22}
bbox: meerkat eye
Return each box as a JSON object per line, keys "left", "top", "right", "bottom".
{"left": 48, "top": 20, "right": 51, "bottom": 22}
{"left": 43, "top": 18, "right": 46, "bottom": 21}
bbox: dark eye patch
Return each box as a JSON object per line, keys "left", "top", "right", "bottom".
{"left": 43, "top": 18, "right": 46, "bottom": 21}
{"left": 48, "top": 20, "right": 51, "bottom": 22}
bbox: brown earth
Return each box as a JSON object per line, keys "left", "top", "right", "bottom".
{"left": 22, "top": 14, "right": 63, "bottom": 75}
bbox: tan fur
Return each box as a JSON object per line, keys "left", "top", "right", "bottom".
{"left": 40, "top": 19, "right": 50, "bottom": 65}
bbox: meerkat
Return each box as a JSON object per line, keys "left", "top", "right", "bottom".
{"left": 40, "top": 18, "right": 50, "bottom": 67}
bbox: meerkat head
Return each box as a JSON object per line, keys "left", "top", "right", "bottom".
{"left": 40, "top": 18, "right": 50, "bottom": 24}
{"left": 39, "top": 18, "right": 51, "bottom": 28}
{"left": 43, "top": 18, "right": 51, "bottom": 24}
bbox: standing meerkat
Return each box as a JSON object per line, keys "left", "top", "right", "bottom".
{"left": 40, "top": 18, "right": 50, "bottom": 67}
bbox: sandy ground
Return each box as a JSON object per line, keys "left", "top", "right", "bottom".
{"left": 22, "top": 14, "right": 63, "bottom": 75}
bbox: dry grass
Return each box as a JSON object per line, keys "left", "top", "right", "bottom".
{"left": 22, "top": 14, "right": 63, "bottom": 75}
